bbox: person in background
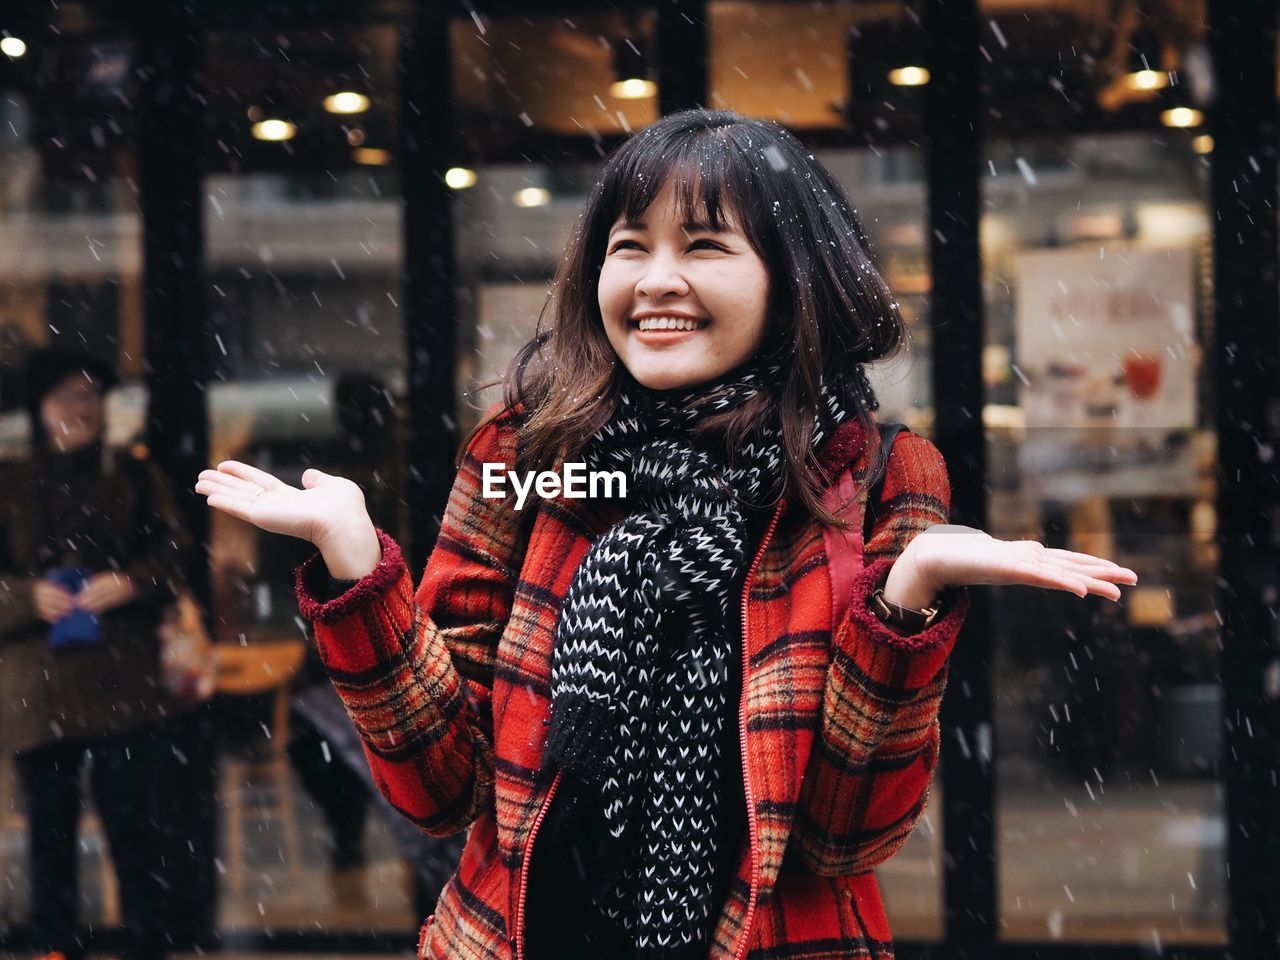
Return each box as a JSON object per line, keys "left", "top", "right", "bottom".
{"left": 0, "top": 346, "right": 193, "bottom": 960}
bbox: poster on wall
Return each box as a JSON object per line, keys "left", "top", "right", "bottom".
{"left": 1014, "top": 246, "right": 1199, "bottom": 500}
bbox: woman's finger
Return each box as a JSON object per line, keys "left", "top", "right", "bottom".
{"left": 215, "top": 460, "right": 285, "bottom": 490}
{"left": 1041, "top": 547, "right": 1128, "bottom": 567}
{"left": 300, "top": 468, "right": 336, "bottom": 488}
{"left": 1038, "top": 554, "right": 1138, "bottom": 583}
{"left": 203, "top": 492, "right": 256, "bottom": 521}
{"left": 197, "top": 472, "right": 263, "bottom": 498}
{"left": 194, "top": 478, "right": 253, "bottom": 502}
{"left": 997, "top": 551, "right": 1122, "bottom": 596}
{"left": 1008, "top": 559, "right": 1125, "bottom": 600}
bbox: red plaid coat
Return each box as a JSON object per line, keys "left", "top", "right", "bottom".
{"left": 296, "top": 404, "right": 969, "bottom": 960}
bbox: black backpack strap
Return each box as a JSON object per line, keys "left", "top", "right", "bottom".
{"left": 863, "top": 421, "right": 908, "bottom": 540}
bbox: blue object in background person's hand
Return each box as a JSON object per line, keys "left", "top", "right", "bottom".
{"left": 45, "top": 566, "right": 102, "bottom": 649}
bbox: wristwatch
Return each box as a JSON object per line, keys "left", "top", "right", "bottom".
{"left": 871, "top": 587, "right": 943, "bottom": 633}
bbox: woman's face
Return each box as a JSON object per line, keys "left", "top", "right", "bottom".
{"left": 598, "top": 179, "right": 771, "bottom": 391}
{"left": 40, "top": 373, "right": 105, "bottom": 452}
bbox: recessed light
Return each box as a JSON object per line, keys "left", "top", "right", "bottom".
{"left": 1123, "top": 69, "right": 1168, "bottom": 92}
{"left": 445, "top": 167, "right": 478, "bottom": 189}
{"left": 609, "top": 78, "right": 657, "bottom": 100}
{"left": 252, "top": 119, "right": 296, "bottom": 141}
{"left": 353, "top": 147, "right": 392, "bottom": 166}
{"left": 513, "top": 187, "right": 551, "bottom": 208}
{"left": 888, "top": 66, "right": 929, "bottom": 87}
{"left": 0, "top": 36, "right": 27, "bottom": 58}
{"left": 1161, "top": 107, "right": 1203, "bottom": 128}
{"left": 324, "top": 92, "right": 370, "bottom": 115}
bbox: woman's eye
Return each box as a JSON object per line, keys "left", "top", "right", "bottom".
{"left": 689, "top": 239, "right": 725, "bottom": 252}
{"left": 609, "top": 239, "right": 643, "bottom": 254}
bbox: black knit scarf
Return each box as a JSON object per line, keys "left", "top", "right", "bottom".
{"left": 542, "top": 358, "right": 875, "bottom": 955}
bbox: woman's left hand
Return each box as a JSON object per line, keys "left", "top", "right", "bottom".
{"left": 76, "top": 572, "right": 138, "bottom": 614}
{"left": 894, "top": 524, "right": 1138, "bottom": 604}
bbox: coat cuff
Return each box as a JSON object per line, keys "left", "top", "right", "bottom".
{"left": 294, "top": 528, "right": 405, "bottom": 625}
{"left": 842, "top": 557, "right": 969, "bottom": 686}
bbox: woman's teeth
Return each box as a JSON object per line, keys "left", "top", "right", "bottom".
{"left": 635, "top": 316, "right": 706, "bottom": 332}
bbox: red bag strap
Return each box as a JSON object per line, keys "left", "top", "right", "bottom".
{"left": 821, "top": 422, "right": 908, "bottom": 627}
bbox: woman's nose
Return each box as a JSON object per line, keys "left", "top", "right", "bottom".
{"left": 634, "top": 251, "right": 690, "bottom": 299}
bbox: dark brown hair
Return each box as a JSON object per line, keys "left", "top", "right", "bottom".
{"left": 464, "top": 109, "right": 909, "bottom": 527}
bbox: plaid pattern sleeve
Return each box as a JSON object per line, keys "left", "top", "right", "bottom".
{"left": 294, "top": 407, "right": 525, "bottom": 836}
{"left": 794, "top": 431, "right": 970, "bottom": 875}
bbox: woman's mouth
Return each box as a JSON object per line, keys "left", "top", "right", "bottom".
{"left": 629, "top": 315, "right": 710, "bottom": 343}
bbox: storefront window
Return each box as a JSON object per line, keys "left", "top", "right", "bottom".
{"left": 201, "top": 24, "right": 426, "bottom": 936}
{"left": 710, "top": 0, "right": 926, "bottom": 143}
{"left": 980, "top": 0, "right": 1225, "bottom": 945}
{"left": 0, "top": 32, "right": 144, "bottom": 930}
{"left": 451, "top": 11, "right": 658, "bottom": 158}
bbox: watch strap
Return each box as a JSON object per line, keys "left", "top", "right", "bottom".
{"left": 871, "top": 586, "right": 942, "bottom": 633}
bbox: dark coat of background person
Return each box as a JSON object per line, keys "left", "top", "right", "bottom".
{"left": 0, "top": 447, "right": 193, "bottom": 754}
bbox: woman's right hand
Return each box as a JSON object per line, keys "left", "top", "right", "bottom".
{"left": 195, "top": 462, "right": 383, "bottom": 579}
{"left": 33, "top": 580, "right": 75, "bottom": 623}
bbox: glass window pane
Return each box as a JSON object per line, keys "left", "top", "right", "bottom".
{"left": 981, "top": 0, "right": 1225, "bottom": 945}
{"left": 453, "top": 161, "right": 597, "bottom": 429}
{"left": 815, "top": 147, "right": 933, "bottom": 437}
{"left": 202, "top": 24, "right": 433, "bottom": 936}
{"left": 710, "top": 1, "right": 925, "bottom": 142}
{"left": 452, "top": 12, "right": 658, "bottom": 152}
{"left": 0, "top": 30, "right": 143, "bottom": 931}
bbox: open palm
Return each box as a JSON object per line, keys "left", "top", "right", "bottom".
{"left": 194, "top": 461, "right": 367, "bottom": 548}
{"left": 904, "top": 524, "right": 1138, "bottom": 600}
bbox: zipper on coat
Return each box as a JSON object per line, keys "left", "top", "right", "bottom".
{"left": 514, "top": 769, "right": 563, "bottom": 960}
{"left": 732, "top": 500, "right": 785, "bottom": 960}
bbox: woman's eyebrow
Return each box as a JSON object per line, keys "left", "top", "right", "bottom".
{"left": 609, "top": 218, "right": 646, "bottom": 235}
{"left": 681, "top": 219, "right": 733, "bottom": 235}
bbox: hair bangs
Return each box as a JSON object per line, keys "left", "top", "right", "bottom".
{"left": 603, "top": 130, "right": 754, "bottom": 241}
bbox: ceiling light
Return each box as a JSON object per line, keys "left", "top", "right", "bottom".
{"left": 346, "top": 128, "right": 366, "bottom": 146}
{"left": 445, "top": 167, "right": 478, "bottom": 189}
{"left": 1192, "top": 134, "right": 1213, "bottom": 154}
{"left": 513, "top": 187, "right": 550, "bottom": 208}
{"left": 1123, "top": 68, "right": 1167, "bottom": 92}
{"left": 324, "top": 92, "right": 370, "bottom": 115}
{"left": 353, "top": 147, "right": 392, "bottom": 166}
{"left": 252, "top": 119, "right": 297, "bottom": 141}
{"left": 887, "top": 66, "right": 929, "bottom": 87}
{"left": 1161, "top": 106, "right": 1203, "bottom": 128}
{"left": 609, "top": 78, "right": 657, "bottom": 100}
{"left": 0, "top": 36, "right": 26, "bottom": 58}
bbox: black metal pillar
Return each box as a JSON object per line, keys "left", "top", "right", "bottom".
{"left": 133, "top": 4, "right": 220, "bottom": 949}
{"left": 135, "top": 6, "right": 212, "bottom": 598}
{"left": 922, "top": 1, "right": 995, "bottom": 956}
{"left": 1207, "top": 1, "right": 1280, "bottom": 955}
{"left": 657, "top": 0, "right": 708, "bottom": 115}
{"left": 400, "top": 7, "right": 459, "bottom": 574}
